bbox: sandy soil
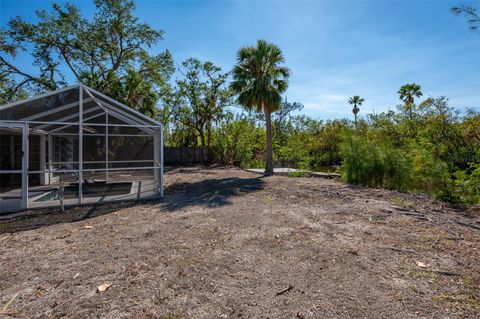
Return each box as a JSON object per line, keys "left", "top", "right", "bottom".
{"left": 0, "top": 167, "right": 479, "bottom": 318}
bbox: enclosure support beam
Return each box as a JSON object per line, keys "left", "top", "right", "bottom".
{"left": 160, "top": 126, "right": 164, "bottom": 198}
{"left": 9, "top": 135, "right": 14, "bottom": 169}
{"left": 34, "top": 106, "right": 101, "bottom": 131}
{"left": 49, "top": 112, "right": 104, "bottom": 133}
{"left": 105, "top": 113, "right": 109, "bottom": 182}
{"left": 78, "top": 87, "right": 83, "bottom": 204}
{"left": 82, "top": 85, "right": 159, "bottom": 126}
{"left": 87, "top": 98, "right": 154, "bottom": 134}
{"left": 154, "top": 129, "right": 160, "bottom": 193}
{"left": 20, "top": 98, "right": 91, "bottom": 121}
{"left": 21, "top": 124, "right": 29, "bottom": 209}
{"left": 48, "top": 134, "right": 52, "bottom": 185}
{"left": 39, "top": 135, "right": 46, "bottom": 185}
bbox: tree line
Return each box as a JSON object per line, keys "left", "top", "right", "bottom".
{"left": 0, "top": 0, "right": 478, "bottom": 204}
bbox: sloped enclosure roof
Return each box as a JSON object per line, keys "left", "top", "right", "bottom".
{"left": 0, "top": 84, "right": 162, "bottom": 134}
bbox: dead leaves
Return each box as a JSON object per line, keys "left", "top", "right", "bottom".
{"left": 97, "top": 283, "right": 112, "bottom": 293}
{"left": 416, "top": 261, "right": 429, "bottom": 268}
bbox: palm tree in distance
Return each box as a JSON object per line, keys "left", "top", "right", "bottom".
{"left": 348, "top": 95, "right": 364, "bottom": 126}
{"left": 398, "top": 83, "right": 423, "bottom": 119}
{"left": 230, "top": 40, "right": 290, "bottom": 176}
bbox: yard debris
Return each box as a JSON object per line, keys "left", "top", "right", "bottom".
{"left": 297, "top": 312, "right": 306, "bottom": 319}
{"left": 1, "top": 292, "right": 19, "bottom": 314}
{"left": 275, "top": 285, "right": 294, "bottom": 296}
{"left": 383, "top": 246, "right": 416, "bottom": 254}
{"left": 1, "top": 167, "right": 479, "bottom": 317}
{"left": 422, "top": 270, "right": 461, "bottom": 277}
{"left": 35, "top": 288, "right": 46, "bottom": 298}
{"left": 0, "top": 235, "right": 10, "bottom": 243}
{"left": 97, "top": 283, "right": 112, "bottom": 292}
{"left": 452, "top": 220, "right": 480, "bottom": 231}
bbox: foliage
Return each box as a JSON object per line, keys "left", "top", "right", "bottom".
{"left": 340, "top": 131, "right": 412, "bottom": 189}
{"left": 212, "top": 114, "right": 265, "bottom": 167}
{"left": 337, "top": 86, "right": 480, "bottom": 204}
{"left": 166, "top": 58, "right": 232, "bottom": 150}
{"left": 454, "top": 162, "right": 480, "bottom": 204}
{"left": 0, "top": 0, "right": 174, "bottom": 117}
{"left": 288, "top": 171, "right": 310, "bottom": 177}
{"left": 0, "top": 1, "right": 479, "bottom": 205}
{"left": 308, "top": 119, "right": 347, "bottom": 170}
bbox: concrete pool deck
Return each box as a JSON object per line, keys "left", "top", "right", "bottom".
{"left": 0, "top": 179, "right": 160, "bottom": 214}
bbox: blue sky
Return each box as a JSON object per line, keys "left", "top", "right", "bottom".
{"left": 1, "top": 0, "right": 479, "bottom": 119}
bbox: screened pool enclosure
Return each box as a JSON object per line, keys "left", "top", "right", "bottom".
{"left": 0, "top": 84, "right": 164, "bottom": 213}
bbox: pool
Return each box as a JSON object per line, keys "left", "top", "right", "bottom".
{"left": 35, "top": 182, "right": 133, "bottom": 201}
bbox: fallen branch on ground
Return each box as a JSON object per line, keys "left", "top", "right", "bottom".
{"left": 275, "top": 285, "right": 293, "bottom": 296}
{"left": 419, "top": 269, "right": 461, "bottom": 277}
{"left": 1, "top": 292, "right": 19, "bottom": 314}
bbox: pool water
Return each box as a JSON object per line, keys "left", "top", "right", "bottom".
{"left": 35, "top": 182, "right": 133, "bottom": 201}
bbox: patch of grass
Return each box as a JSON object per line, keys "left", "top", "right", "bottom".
{"left": 164, "top": 311, "right": 184, "bottom": 319}
{"left": 288, "top": 171, "right": 310, "bottom": 177}
{"left": 432, "top": 291, "right": 480, "bottom": 311}
{"left": 392, "top": 291, "right": 404, "bottom": 301}
{"left": 408, "top": 269, "right": 434, "bottom": 280}
{"left": 0, "top": 222, "right": 11, "bottom": 230}
{"left": 390, "top": 218, "right": 415, "bottom": 227}
{"left": 391, "top": 196, "right": 406, "bottom": 208}
{"left": 263, "top": 195, "right": 273, "bottom": 201}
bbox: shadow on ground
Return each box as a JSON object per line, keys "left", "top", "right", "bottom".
{"left": 0, "top": 176, "right": 265, "bottom": 233}
{"left": 0, "top": 201, "right": 143, "bottom": 234}
{"left": 163, "top": 177, "right": 265, "bottom": 211}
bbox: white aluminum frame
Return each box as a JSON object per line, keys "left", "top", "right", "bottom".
{"left": 0, "top": 83, "right": 164, "bottom": 212}
{"left": 0, "top": 122, "right": 28, "bottom": 209}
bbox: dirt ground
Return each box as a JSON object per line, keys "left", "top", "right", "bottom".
{"left": 1, "top": 167, "right": 479, "bottom": 318}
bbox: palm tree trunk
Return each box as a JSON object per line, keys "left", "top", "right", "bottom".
{"left": 264, "top": 108, "right": 274, "bottom": 176}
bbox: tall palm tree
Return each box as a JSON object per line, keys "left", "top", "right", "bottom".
{"left": 398, "top": 83, "right": 423, "bottom": 119}
{"left": 230, "top": 40, "right": 290, "bottom": 176}
{"left": 451, "top": 6, "right": 480, "bottom": 33}
{"left": 348, "top": 95, "right": 364, "bottom": 126}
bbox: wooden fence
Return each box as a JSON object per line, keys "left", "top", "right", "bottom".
{"left": 164, "top": 147, "right": 219, "bottom": 166}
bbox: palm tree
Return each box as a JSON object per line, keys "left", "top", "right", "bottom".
{"left": 398, "top": 83, "right": 423, "bottom": 119}
{"left": 348, "top": 95, "right": 364, "bottom": 126}
{"left": 230, "top": 40, "right": 290, "bottom": 176}
{"left": 451, "top": 6, "right": 480, "bottom": 33}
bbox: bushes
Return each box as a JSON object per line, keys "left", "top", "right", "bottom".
{"left": 308, "top": 120, "right": 346, "bottom": 170}
{"left": 340, "top": 132, "right": 412, "bottom": 190}
{"left": 165, "top": 97, "right": 479, "bottom": 205}
{"left": 212, "top": 117, "right": 266, "bottom": 168}
{"left": 340, "top": 129, "right": 479, "bottom": 204}
{"left": 453, "top": 163, "right": 480, "bottom": 204}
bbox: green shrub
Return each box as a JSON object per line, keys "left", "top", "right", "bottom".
{"left": 453, "top": 163, "right": 480, "bottom": 204}
{"left": 288, "top": 171, "right": 310, "bottom": 177}
{"left": 340, "top": 133, "right": 412, "bottom": 190}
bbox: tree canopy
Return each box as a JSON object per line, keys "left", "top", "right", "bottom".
{"left": 0, "top": 0, "right": 174, "bottom": 117}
